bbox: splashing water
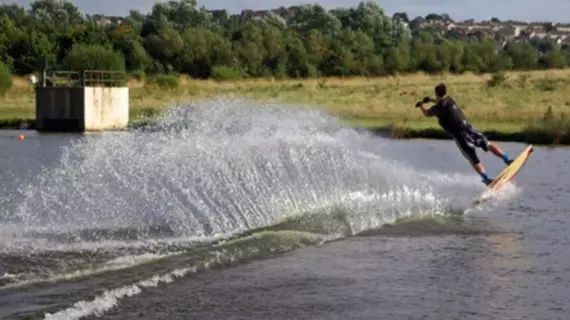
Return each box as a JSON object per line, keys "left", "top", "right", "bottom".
{"left": 6, "top": 97, "right": 483, "bottom": 251}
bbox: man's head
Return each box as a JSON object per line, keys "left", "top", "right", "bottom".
{"left": 434, "top": 83, "right": 447, "bottom": 100}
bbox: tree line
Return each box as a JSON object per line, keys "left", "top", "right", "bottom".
{"left": 0, "top": 0, "right": 569, "bottom": 81}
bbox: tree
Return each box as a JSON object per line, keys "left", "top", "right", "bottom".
{"left": 393, "top": 12, "right": 409, "bottom": 23}
{"left": 0, "top": 0, "right": 564, "bottom": 78}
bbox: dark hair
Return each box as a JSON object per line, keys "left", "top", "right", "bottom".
{"left": 434, "top": 83, "right": 447, "bottom": 97}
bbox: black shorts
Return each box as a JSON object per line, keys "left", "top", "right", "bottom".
{"left": 452, "top": 124, "right": 489, "bottom": 165}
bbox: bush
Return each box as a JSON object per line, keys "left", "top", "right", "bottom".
{"left": 130, "top": 70, "right": 145, "bottom": 81}
{"left": 517, "top": 73, "right": 530, "bottom": 88}
{"left": 211, "top": 66, "right": 243, "bottom": 81}
{"left": 63, "top": 44, "right": 126, "bottom": 72}
{"left": 524, "top": 106, "right": 570, "bottom": 144}
{"left": 63, "top": 44, "right": 126, "bottom": 86}
{"left": 0, "top": 61, "right": 12, "bottom": 96}
{"left": 146, "top": 74, "right": 179, "bottom": 89}
{"left": 486, "top": 71, "right": 507, "bottom": 87}
{"left": 535, "top": 77, "right": 563, "bottom": 91}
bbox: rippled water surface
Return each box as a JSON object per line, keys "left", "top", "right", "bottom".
{"left": 0, "top": 97, "right": 567, "bottom": 320}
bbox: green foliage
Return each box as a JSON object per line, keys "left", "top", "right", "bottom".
{"left": 146, "top": 74, "right": 179, "bottom": 89}
{"left": 517, "top": 73, "right": 531, "bottom": 87}
{"left": 525, "top": 106, "right": 570, "bottom": 144}
{"left": 211, "top": 66, "right": 243, "bottom": 80}
{"left": 535, "top": 77, "right": 566, "bottom": 91}
{"left": 487, "top": 71, "right": 507, "bottom": 88}
{"left": 130, "top": 70, "right": 145, "bottom": 81}
{"left": 0, "top": 0, "right": 569, "bottom": 79}
{"left": 0, "top": 61, "right": 13, "bottom": 96}
{"left": 62, "top": 43, "right": 125, "bottom": 72}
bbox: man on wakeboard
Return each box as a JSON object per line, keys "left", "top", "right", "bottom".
{"left": 414, "top": 83, "right": 513, "bottom": 186}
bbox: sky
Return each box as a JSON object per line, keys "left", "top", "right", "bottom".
{"left": 4, "top": 0, "right": 570, "bottom": 23}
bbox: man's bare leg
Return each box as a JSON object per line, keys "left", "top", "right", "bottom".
{"left": 488, "top": 142, "right": 513, "bottom": 165}
{"left": 473, "top": 162, "right": 493, "bottom": 185}
{"left": 473, "top": 162, "right": 485, "bottom": 174}
{"left": 473, "top": 162, "right": 489, "bottom": 178}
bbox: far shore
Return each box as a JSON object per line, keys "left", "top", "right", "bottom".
{"left": 1, "top": 70, "right": 569, "bottom": 145}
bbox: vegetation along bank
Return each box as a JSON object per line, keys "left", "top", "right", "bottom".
{"left": 0, "top": 0, "right": 569, "bottom": 144}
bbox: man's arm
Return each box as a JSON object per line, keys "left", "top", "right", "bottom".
{"left": 415, "top": 100, "right": 437, "bottom": 117}
{"left": 421, "top": 104, "right": 437, "bottom": 117}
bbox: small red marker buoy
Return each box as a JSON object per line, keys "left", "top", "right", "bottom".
{"left": 18, "top": 134, "right": 24, "bottom": 140}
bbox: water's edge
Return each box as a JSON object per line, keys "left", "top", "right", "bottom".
{"left": 369, "top": 125, "right": 570, "bottom": 145}
{"left": 1, "top": 118, "right": 566, "bottom": 145}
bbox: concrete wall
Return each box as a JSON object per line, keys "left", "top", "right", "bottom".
{"left": 36, "top": 86, "right": 129, "bottom": 132}
{"left": 83, "top": 87, "right": 129, "bottom": 131}
{"left": 35, "top": 87, "right": 85, "bottom": 131}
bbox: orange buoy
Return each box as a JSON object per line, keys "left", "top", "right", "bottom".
{"left": 18, "top": 134, "right": 24, "bottom": 140}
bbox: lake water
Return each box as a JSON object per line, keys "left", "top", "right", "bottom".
{"left": 0, "top": 98, "right": 568, "bottom": 320}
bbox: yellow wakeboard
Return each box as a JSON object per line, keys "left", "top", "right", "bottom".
{"left": 474, "top": 144, "right": 534, "bottom": 206}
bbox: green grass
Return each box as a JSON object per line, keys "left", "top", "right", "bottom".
{"left": 0, "top": 107, "right": 34, "bottom": 120}
{"left": 2, "top": 70, "right": 570, "bottom": 144}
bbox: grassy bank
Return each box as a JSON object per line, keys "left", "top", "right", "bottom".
{"left": 1, "top": 69, "right": 570, "bottom": 144}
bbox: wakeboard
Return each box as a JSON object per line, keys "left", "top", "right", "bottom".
{"left": 473, "top": 144, "right": 534, "bottom": 206}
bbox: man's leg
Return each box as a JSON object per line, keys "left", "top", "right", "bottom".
{"left": 464, "top": 124, "right": 513, "bottom": 166}
{"left": 473, "top": 162, "right": 491, "bottom": 181}
{"left": 453, "top": 136, "right": 494, "bottom": 185}
{"left": 488, "top": 142, "right": 513, "bottom": 165}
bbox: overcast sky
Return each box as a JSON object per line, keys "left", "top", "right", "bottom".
{"left": 3, "top": 0, "right": 570, "bottom": 23}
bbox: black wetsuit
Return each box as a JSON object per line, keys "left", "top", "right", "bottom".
{"left": 426, "top": 96, "right": 489, "bottom": 165}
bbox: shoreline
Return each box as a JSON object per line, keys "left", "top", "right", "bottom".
{"left": 366, "top": 125, "right": 570, "bottom": 145}
{"left": 3, "top": 118, "right": 568, "bottom": 146}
